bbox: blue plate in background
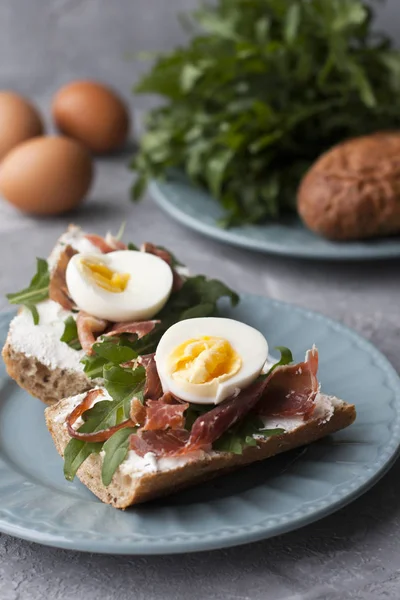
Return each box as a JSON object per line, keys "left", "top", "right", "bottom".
{"left": 0, "top": 296, "right": 399, "bottom": 555}
{"left": 151, "top": 179, "right": 400, "bottom": 260}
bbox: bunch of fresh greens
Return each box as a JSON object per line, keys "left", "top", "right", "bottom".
{"left": 64, "top": 347, "right": 293, "bottom": 485}
{"left": 132, "top": 0, "right": 400, "bottom": 225}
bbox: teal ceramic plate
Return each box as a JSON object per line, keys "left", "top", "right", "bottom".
{"left": 151, "top": 179, "right": 400, "bottom": 260}
{"left": 0, "top": 297, "right": 399, "bottom": 555}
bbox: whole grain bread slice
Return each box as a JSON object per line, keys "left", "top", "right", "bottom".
{"left": 2, "top": 225, "right": 98, "bottom": 405}
{"left": 45, "top": 396, "right": 356, "bottom": 509}
{"left": 2, "top": 340, "right": 91, "bottom": 405}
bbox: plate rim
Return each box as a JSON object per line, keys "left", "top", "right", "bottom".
{"left": 150, "top": 180, "right": 400, "bottom": 261}
{"left": 0, "top": 300, "right": 399, "bottom": 555}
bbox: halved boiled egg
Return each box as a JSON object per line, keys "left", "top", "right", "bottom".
{"left": 155, "top": 317, "right": 268, "bottom": 405}
{"left": 66, "top": 250, "right": 173, "bottom": 322}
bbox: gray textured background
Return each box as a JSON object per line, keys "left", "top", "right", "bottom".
{"left": 1, "top": 1, "right": 400, "bottom": 599}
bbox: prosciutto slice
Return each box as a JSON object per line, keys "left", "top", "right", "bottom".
{"left": 130, "top": 397, "right": 147, "bottom": 426}
{"left": 105, "top": 320, "right": 159, "bottom": 339}
{"left": 49, "top": 244, "right": 77, "bottom": 310}
{"left": 139, "top": 353, "right": 163, "bottom": 400}
{"left": 66, "top": 389, "right": 135, "bottom": 443}
{"left": 188, "top": 379, "right": 267, "bottom": 449}
{"left": 76, "top": 311, "right": 109, "bottom": 354}
{"left": 85, "top": 233, "right": 127, "bottom": 253}
{"left": 188, "top": 348, "right": 319, "bottom": 450}
{"left": 143, "top": 393, "right": 189, "bottom": 431}
{"left": 257, "top": 348, "right": 319, "bottom": 419}
{"left": 141, "top": 242, "right": 183, "bottom": 292}
{"left": 130, "top": 428, "right": 190, "bottom": 458}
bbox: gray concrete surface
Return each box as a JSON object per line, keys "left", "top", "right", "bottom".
{"left": 0, "top": 1, "right": 400, "bottom": 599}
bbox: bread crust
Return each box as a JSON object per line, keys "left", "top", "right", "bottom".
{"left": 297, "top": 132, "right": 400, "bottom": 240}
{"left": 2, "top": 337, "right": 91, "bottom": 405}
{"left": 45, "top": 398, "right": 356, "bottom": 508}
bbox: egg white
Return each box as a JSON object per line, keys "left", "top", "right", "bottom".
{"left": 155, "top": 317, "right": 269, "bottom": 405}
{"left": 66, "top": 250, "right": 173, "bottom": 322}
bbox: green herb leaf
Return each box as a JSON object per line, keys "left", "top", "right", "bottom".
{"left": 103, "top": 364, "right": 146, "bottom": 402}
{"left": 131, "top": 0, "right": 400, "bottom": 225}
{"left": 60, "top": 316, "right": 82, "bottom": 350}
{"left": 63, "top": 365, "right": 146, "bottom": 481}
{"left": 92, "top": 336, "right": 138, "bottom": 364}
{"left": 7, "top": 258, "right": 50, "bottom": 324}
{"left": 27, "top": 304, "right": 40, "bottom": 326}
{"left": 63, "top": 417, "right": 103, "bottom": 481}
{"left": 81, "top": 354, "right": 108, "bottom": 379}
{"left": 81, "top": 336, "right": 141, "bottom": 377}
{"left": 261, "top": 346, "right": 294, "bottom": 379}
{"left": 127, "top": 242, "right": 139, "bottom": 251}
{"left": 213, "top": 414, "right": 285, "bottom": 455}
{"left": 284, "top": 4, "right": 300, "bottom": 44}
{"left": 101, "top": 427, "right": 137, "bottom": 486}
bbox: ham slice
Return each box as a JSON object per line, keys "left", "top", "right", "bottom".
{"left": 130, "top": 397, "right": 147, "bottom": 426}
{"left": 105, "top": 320, "right": 159, "bottom": 339}
{"left": 141, "top": 242, "right": 183, "bottom": 292}
{"left": 66, "top": 389, "right": 136, "bottom": 443}
{"left": 76, "top": 311, "right": 109, "bottom": 354}
{"left": 257, "top": 348, "right": 319, "bottom": 419}
{"left": 139, "top": 354, "right": 163, "bottom": 400}
{"left": 49, "top": 245, "right": 77, "bottom": 310}
{"left": 130, "top": 429, "right": 190, "bottom": 457}
{"left": 188, "top": 379, "right": 266, "bottom": 449}
{"left": 143, "top": 393, "right": 189, "bottom": 431}
{"left": 85, "top": 233, "right": 127, "bottom": 253}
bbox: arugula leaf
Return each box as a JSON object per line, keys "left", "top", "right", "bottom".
{"left": 184, "top": 403, "right": 210, "bottom": 431}
{"left": 60, "top": 316, "right": 82, "bottom": 350}
{"left": 81, "top": 336, "right": 140, "bottom": 377}
{"left": 81, "top": 354, "right": 108, "bottom": 380}
{"left": 92, "top": 336, "right": 138, "bottom": 364}
{"left": 6, "top": 258, "right": 50, "bottom": 324}
{"left": 261, "top": 346, "right": 294, "bottom": 379}
{"left": 63, "top": 367, "right": 146, "bottom": 481}
{"left": 103, "top": 364, "right": 145, "bottom": 402}
{"left": 131, "top": 0, "right": 400, "bottom": 225}
{"left": 63, "top": 421, "right": 103, "bottom": 481}
{"left": 101, "top": 427, "right": 137, "bottom": 486}
{"left": 127, "top": 242, "right": 139, "bottom": 251}
{"left": 213, "top": 414, "right": 285, "bottom": 455}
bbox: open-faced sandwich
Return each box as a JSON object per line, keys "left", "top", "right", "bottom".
{"left": 3, "top": 225, "right": 355, "bottom": 508}
{"left": 45, "top": 317, "right": 356, "bottom": 508}
{"left": 2, "top": 225, "right": 238, "bottom": 404}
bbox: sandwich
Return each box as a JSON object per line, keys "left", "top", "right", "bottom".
{"left": 3, "top": 226, "right": 355, "bottom": 508}
{"left": 2, "top": 225, "right": 238, "bottom": 404}
{"left": 45, "top": 317, "right": 356, "bottom": 508}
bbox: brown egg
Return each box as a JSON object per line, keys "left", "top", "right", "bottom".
{"left": 52, "top": 81, "right": 130, "bottom": 153}
{"left": 0, "top": 91, "right": 44, "bottom": 160}
{"left": 0, "top": 136, "right": 93, "bottom": 215}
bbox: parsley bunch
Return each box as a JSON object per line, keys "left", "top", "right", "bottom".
{"left": 132, "top": 0, "right": 400, "bottom": 225}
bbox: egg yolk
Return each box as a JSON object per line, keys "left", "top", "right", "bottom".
{"left": 81, "top": 258, "right": 130, "bottom": 293}
{"left": 169, "top": 336, "right": 242, "bottom": 385}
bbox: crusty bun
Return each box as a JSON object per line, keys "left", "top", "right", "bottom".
{"left": 297, "top": 132, "right": 400, "bottom": 240}
{"left": 45, "top": 394, "right": 356, "bottom": 508}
